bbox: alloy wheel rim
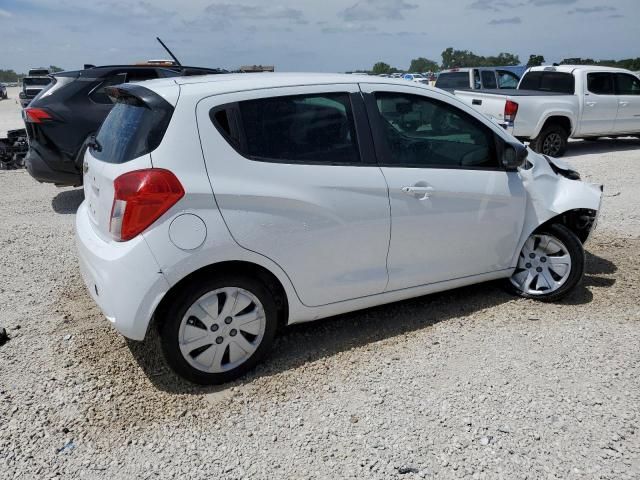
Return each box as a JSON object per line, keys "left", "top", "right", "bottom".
{"left": 510, "top": 234, "right": 572, "bottom": 295}
{"left": 178, "top": 287, "right": 266, "bottom": 373}
{"left": 542, "top": 133, "right": 562, "bottom": 156}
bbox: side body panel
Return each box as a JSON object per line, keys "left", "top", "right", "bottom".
{"left": 194, "top": 84, "right": 391, "bottom": 307}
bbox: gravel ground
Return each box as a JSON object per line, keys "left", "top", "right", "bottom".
{"left": 1, "top": 95, "right": 639, "bottom": 479}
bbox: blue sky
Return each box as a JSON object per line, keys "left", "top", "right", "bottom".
{"left": 0, "top": 0, "right": 638, "bottom": 73}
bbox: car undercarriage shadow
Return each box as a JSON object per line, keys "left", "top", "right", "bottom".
{"left": 52, "top": 188, "right": 84, "bottom": 214}
{"left": 126, "top": 250, "right": 616, "bottom": 395}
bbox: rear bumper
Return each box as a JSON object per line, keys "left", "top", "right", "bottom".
{"left": 75, "top": 202, "right": 170, "bottom": 340}
{"left": 25, "top": 144, "right": 81, "bottom": 186}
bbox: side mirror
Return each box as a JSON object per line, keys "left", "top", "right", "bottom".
{"left": 501, "top": 142, "right": 528, "bottom": 171}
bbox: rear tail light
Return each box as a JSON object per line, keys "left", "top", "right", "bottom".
{"left": 504, "top": 100, "right": 519, "bottom": 122}
{"left": 24, "top": 107, "right": 53, "bottom": 123}
{"left": 110, "top": 169, "right": 184, "bottom": 242}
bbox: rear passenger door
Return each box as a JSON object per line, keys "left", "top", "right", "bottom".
{"left": 579, "top": 72, "right": 618, "bottom": 135}
{"left": 613, "top": 73, "right": 640, "bottom": 134}
{"left": 196, "top": 84, "right": 391, "bottom": 307}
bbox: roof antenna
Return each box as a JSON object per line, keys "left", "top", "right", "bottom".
{"left": 156, "top": 37, "right": 182, "bottom": 67}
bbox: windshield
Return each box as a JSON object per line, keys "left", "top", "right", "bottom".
{"left": 23, "top": 77, "right": 52, "bottom": 87}
{"left": 519, "top": 71, "right": 575, "bottom": 94}
{"left": 435, "top": 72, "right": 469, "bottom": 89}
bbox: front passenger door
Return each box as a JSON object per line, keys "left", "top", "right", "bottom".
{"left": 360, "top": 84, "right": 526, "bottom": 291}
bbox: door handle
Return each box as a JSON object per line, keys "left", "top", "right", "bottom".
{"left": 619, "top": 101, "right": 629, "bottom": 107}
{"left": 401, "top": 185, "right": 434, "bottom": 200}
{"left": 586, "top": 101, "right": 597, "bottom": 107}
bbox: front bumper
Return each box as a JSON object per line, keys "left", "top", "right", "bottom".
{"left": 75, "top": 202, "right": 170, "bottom": 340}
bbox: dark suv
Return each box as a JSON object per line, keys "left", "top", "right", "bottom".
{"left": 24, "top": 64, "right": 224, "bottom": 186}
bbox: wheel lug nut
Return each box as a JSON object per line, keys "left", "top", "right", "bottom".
{"left": 529, "top": 253, "right": 536, "bottom": 259}
{"left": 215, "top": 336, "right": 224, "bottom": 344}
{"left": 536, "top": 267, "right": 543, "bottom": 273}
{"left": 540, "top": 257, "right": 547, "bottom": 263}
{"left": 224, "top": 316, "right": 233, "bottom": 325}
{"left": 525, "top": 263, "right": 532, "bottom": 268}
{"left": 210, "top": 324, "right": 219, "bottom": 332}
{"left": 229, "top": 329, "right": 237, "bottom": 337}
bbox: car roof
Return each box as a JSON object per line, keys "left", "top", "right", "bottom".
{"left": 142, "top": 72, "right": 443, "bottom": 93}
{"left": 527, "top": 65, "right": 631, "bottom": 73}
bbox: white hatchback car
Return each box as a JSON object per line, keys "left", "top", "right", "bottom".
{"left": 76, "top": 73, "right": 603, "bottom": 384}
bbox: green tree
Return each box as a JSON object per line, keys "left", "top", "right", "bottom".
{"left": 485, "top": 52, "right": 520, "bottom": 66}
{"left": 49, "top": 65, "right": 64, "bottom": 73}
{"left": 441, "top": 48, "right": 520, "bottom": 69}
{"left": 527, "top": 54, "right": 545, "bottom": 67}
{"left": 372, "top": 62, "right": 392, "bottom": 75}
{"left": 408, "top": 57, "right": 440, "bottom": 73}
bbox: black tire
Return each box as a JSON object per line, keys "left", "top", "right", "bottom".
{"left": 505, "top": 223, "right": 584, "bottom": 302}
{"left": 159, "top": 274, "right": 279, "bottom": 385}
{"left": 530, "top": 124, "right": 568, "bottom": 157}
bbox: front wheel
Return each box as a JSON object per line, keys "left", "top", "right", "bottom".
{"left": 507, "top": 224, "right": 584, "bottom": 301}
{"left": 530, "top": 125, "right": 568, "bottom": 157}
{"left": 159, "top": 274, "right": 279, "bottom": 385}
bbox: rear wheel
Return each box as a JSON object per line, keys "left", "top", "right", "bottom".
{"left": 530, "top": 125, "right": 568, "bottom": 157}
{"left": 160, "top": 274, "right": 278, "bottom": 385}
{"left": 507, "top": 224, "right": 584, "bottom": 301}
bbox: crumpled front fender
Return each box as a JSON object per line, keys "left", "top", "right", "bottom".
{"left": 511, "top": 150, "right": 603, "bottom": 267}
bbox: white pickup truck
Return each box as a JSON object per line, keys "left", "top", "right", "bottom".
{"left": 453, "top": 65, "right": 640, "bottom": 157}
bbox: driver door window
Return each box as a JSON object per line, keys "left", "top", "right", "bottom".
{"left": 373, "top": 92, "right": 497, "bottom": 169}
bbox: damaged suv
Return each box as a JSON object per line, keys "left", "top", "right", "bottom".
{"left": 76, "top": 74, "right": 603, "bottom": 384}
{"left": 23, "top": 64, "right": 224, "bottom": 186}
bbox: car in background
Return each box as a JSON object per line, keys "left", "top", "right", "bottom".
{"left": 76, "top": 73, "right": 602, "bottom": 384}
{"left": 453, "top": 65, "right": 640, "bottom": 156}
{"left": 436, "top": 67, "right": 524, "bottom": 91}
{"left": 23, "top": 63, "right": 225, "bottom": 186}
{"left": 19, "top": 75, "right": 52, "bottom": 108}
{"left": 0, "top": 83, "right": 7, "bottom": 100}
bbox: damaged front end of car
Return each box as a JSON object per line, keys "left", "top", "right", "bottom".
{"left": 512, "top": 149, "right": 603, "bottom": 265}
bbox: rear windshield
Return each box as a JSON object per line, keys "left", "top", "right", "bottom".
{"left": 519, "top": 71, "right": 575, "bottom": 94}
{"left": 23, "top": 77, "right": 52, "bottom": 86}
{"left": 435, "top": 72, "right": 470, "bottom": 89}
{"left": 92, "top": 100, "right": 172, "bottom": 163}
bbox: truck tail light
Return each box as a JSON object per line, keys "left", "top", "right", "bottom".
{"left": 504, "top": 100, "right": 519, "bottom": 122}
{"left": 110, "top": 169, "right": 184, "bottom": 242}
{"left": 24, "top": 107, "right": 53, "bottom": 123}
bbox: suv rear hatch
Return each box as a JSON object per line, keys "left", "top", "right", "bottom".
{"left": 82, "top": 83, "right": 178, "bottom": 241}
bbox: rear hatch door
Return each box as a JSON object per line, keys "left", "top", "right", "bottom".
{"left": 82, "top": 83, "right": 176, "bottom": 241}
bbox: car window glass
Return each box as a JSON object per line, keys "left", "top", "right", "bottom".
{"left": 373, "top": 92, "right": 497, "bottom": 169}
{"left": 587, "top": 73, "right": 614, "bottom": 95}
{"left": 481, "top": 71, "right": 497, "bottom": 89}
{"left": 435, "top": 72, "right": 469, "bottom": 89}
{"left": 497, "top": 71, "right": 519, "bottom": 88}
{"left": 473, "top": 70, "right": 481, "bottom": 89}
{"left": 615, "top": 73, "right": 640, "bottom": 95}
{"left": 232, "top": 93, "right": 360, "bottom": 164}
{"left": 126, "top": 69, "right": 159, "bottom": 83}
{"left": 519, "top": 71, "right": 575, "bottom": 94}
{"left": 89, "top": 73, "right": 127, "bottom": 104}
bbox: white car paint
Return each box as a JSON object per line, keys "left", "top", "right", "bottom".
{"left": 453, "top": 65, "right": 640, "bottom": 140}
{"left": 75, "top": 73, "right": 603, "bottom": 341}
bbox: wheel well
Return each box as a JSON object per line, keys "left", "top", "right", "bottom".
{"left": 537, "top": 209, "right": 597, "bottom": 244}
{"left": 541, "top": 116, "right": 571, "bottom": 135}
{"left": 152, "top": 261, "right": 289, "bottom": 333}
